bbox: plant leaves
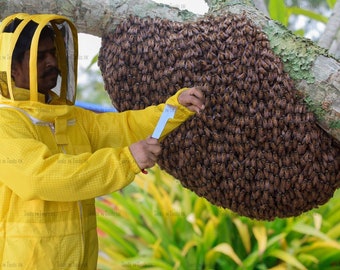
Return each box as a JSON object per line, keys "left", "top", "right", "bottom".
{"left": 268, "top": 0, "right": 288, "bottom": 26}
{"left": 253, "top": 225, "right": 267, "bottom": 255}
{"left": 268, "top": 249, "right": 307, "bottom": 270}
{"left": 233, "top": 218, "right": 251, "bottom": 253}
{"left": 207, "top": 243, "right": 243, "bottom": 266}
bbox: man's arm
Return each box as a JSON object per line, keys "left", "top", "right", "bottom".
{"left": 83, "top": 87, "right": 205, "bottom": 150}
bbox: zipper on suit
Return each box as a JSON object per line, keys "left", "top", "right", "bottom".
{"left": 48, "top": 122, "right": 55, "bottom": 133}
{"left": 48, "top": 122, "right": 86, "bottom": 264}
{"left": 77, "top": 201, "right": 85, "bottom": 264}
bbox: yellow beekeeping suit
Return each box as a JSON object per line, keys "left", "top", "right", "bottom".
{"left": 0, "top": 13, "right": 194, "bottom": 269}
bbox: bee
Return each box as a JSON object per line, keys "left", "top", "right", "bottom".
{"left": 297, "top": 143, "right": 307, "bottom": 155}
{"left": 279, "top": 192, "right": 288, "bottom": 206}
{"left": 294, "top": 188, "right": 303, "bottom": 199}
{"left": 266, "top": 117, "right": 274, "bottom": 129}
{"left": 265, "top": 176, "right": 275, "bottom": 194}
{"left": 160, "top": 79, "right": 169, "bottom": 90}
{"left": 302, "top": 134, "right": 312, "bottom": 145}
{"left": 227, "top": 179, "right": 235, "bottom": 190}
{"left": 235, "top": 187, "right": 245, "bottom": 203}
{"left": 283, "top": 79, "right": 292, "bottom": 89}
{"left": 259, "top": 48, "right": 271, "bottom": 58}
{"left": 305, "top": 112, "right": 315, "bottom": 122}
{"left": 254, "top": 190, "right": 262, "bottom": 201}
{"left": 305, "top": 180, "right": 313, "bottom": 191}
{"left": 271, "top": 168, "right": 281, "bottom": 186}
{"left": 285, "top": 113, "right": 293, "bottom": 123}
{"left": 221, "top": 179, "right": 228, "bottom": 190}
{"left": 221, "top": 152, "right": 228, "bottom": 163}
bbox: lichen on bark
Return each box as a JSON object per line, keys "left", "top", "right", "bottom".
{"left": 264, "top": 21, "right": 329, "bottom": 84}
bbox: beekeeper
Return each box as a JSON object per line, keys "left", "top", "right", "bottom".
{"left": 0, "top": 13, "right": 205, "bottom": 269}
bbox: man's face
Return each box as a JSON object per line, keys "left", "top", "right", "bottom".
{"left": 12, "top": 37, "right": 59, "bottom": 95}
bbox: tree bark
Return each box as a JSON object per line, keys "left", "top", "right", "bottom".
{"left": 0, "top": 0, "right": 199, "bottom": 36}
{"left": 253, "top": 0, "right": 269, "bottom": 16}
{"left": 1, "top": 0, "right": 340, "bottom": 142}
{"left": 318, "top": 0, "right": 340, "bottom": 59}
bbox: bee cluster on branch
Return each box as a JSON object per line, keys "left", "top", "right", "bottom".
{"left": 99, "top": 13, "right": 340, "bottom": 220}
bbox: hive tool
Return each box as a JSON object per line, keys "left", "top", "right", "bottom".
{"left": 151, "top": 104, "right": 177, "bottom": 139}
{"left": 142, "top": 104, "right": 177, "bottom": 174}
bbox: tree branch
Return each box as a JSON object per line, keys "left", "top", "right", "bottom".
{"left": 253, "top": 0, "right": 269, "bottom": 16}
{"left": 0, "top": 0, "right": 198, "bottom": 36}
{"left": 318, "top": 0, "right": 340, "bottom": 58}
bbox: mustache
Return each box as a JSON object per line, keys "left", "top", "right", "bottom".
{"left": 41, "top": 67, "right": 60, "bottom": 78}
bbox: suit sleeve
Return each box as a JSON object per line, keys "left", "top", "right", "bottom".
{"left": 82, "top": 87, "right": 195, "bottom": 150}
{"left": 0, "top": 109, "right": 141, "bottom": 201}
{"left": 0, "top": 89, "right": 194, "bottom": 202}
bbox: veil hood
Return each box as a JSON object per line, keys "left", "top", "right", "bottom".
{"left": 0, "top": 13, "right": 78, "bottom": 105}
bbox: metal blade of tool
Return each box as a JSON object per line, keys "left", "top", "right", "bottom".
{"left": 151, "top": 104, "right": 177, "bottom": 139}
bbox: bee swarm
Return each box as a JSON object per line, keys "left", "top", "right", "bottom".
{"left": 99, "top": 14, "right": 340, "bottom": 220}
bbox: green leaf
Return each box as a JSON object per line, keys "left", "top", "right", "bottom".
{"left": 239, "top": 251, "right": 260, "bottom": 269}
{"left": 181, "top": 240, "right": 198, "bottom": 256}
{"left": 299, "top": 241, "right": 340, "bottom": 252}
{"left": 203, "top": 218, "right": 218, "bottom": 251}
{"left": 268, "top": 249, "right": 307, "bottom": 270}
{"left": 293, "top": 223, "right": 340, "bottom": 246}
{"left": 253, "top": 225, "right": 267, "bottom": 255}
{"left": 97, "top": 216, "right": 138, "bottom": 257}
{"left": 207, "top": 243, "right": 243, "bottom": 266}
{"left": 86, "top": 54, "right": 98, "bottom": 70}
{"left": 121, "top": 257, "right": 174, "bottom": 270}
{"left": 150, "top": 238, "right": 171, "bottom": 262}
{"left": 268, "top": 0, "right": 288, "bottom": 26}
{"left": 233, "top": 218, "right": 251, "bottom": 253}
{"left": 298, "top": 253, "right": 319, "bottom": 265}
{"left": 294, "top": 29, "right": 305, "bottom": 37}
{"left": 168, "top": 244, "right": 188, "bottom": 269}
{"left": 327, "top": 223, "right": 340, "bottom": 239}
{"left": 327, "top": 0, "right": 337, "bottom": 8}
{"left": 267, "top": 232, "right": 287, "bottom": 248}
{"left": 288, "top": 6, "right": 328, "bottom": 23}
{"left": 135, "top": 225, "right": 157, "bottom": 244}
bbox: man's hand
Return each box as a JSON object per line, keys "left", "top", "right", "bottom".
{"left": 178, "top": 87, "right": 206, "bottom": 114}
{"left": 129, "top": 137, "right": 161, "bottom": 171}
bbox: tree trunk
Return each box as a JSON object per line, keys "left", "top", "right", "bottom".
{"left": 1, "top": 0, "right": 340, "bottom": 142}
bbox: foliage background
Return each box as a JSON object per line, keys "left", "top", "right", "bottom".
{"left": 75, "top": 0, "right": 340, "bottom": 269}
{"left": 96, "top": 167, "right": 340, "bottom": 270}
